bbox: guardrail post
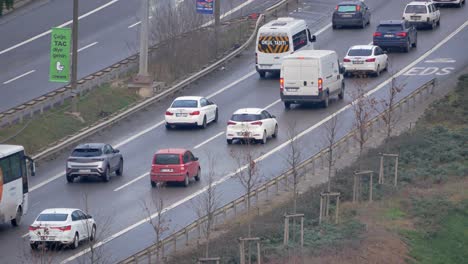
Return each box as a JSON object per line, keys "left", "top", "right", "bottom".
{"left": 233, "top": 201, "right": 237, "bottom": 217}
{"left": 223, "top": 207, "right": 227, "bottom": 221}
{"left": 265, "top": 184, "right": 269, "bottom": 200}
{"left": 173, "top": 237, "right": 177, "bottom": 252}
{"left": 146, "top": 248, "right": 151, "bottom": 263}
{"left": 133, "top": 255, "right": 138, "bottom": 264}
{"left": 197, "top": 219, "right": 201, "bottom": 239}
{"left": 413, "top": 95, "right": 417, "bottom": 109}
{"left": 255, "top": 190, "right": 259, "bottom": 205}
{"left": 185, "top": 228, "right": 189, "bottom": 246}
{"left": 275, "top": 179, "right": 279, "bottom": 194}
{"left": 284, "top": 175, "right": 289, "bottom": 190}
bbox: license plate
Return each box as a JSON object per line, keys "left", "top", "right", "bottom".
{"left": 79, "top": 169, "right": 91, "bottom": 173}
{"left": 238, "top": 132, "right": 250, "bottom": 137}
{"left": 410, "top": 16, "right": 420, "bottom": 20}
{"left": 40, "top": 236, "right": 47, "bottom": 240}
{"left": 384, "top": 34, "right": 394, "bottom": 38}
{"left": 160, "top": 168, "right": 173, "bottom": 172}
{"left": 176, "top": 113, "right": 187, "bottom": 117}
{"left": 353, "top": 61, "right": 364, "bottom": 64}
{"left": 341, "top": 14, "right": 352, "bottom": 17}
{"left": 286, "top": 87, "right": 299, "bottom": 91}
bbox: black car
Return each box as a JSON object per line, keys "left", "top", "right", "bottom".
{"left": 373, "top": 20, "right": 417, "bottom": 53}
{"left": 332, "top": 1, "right": 371, "bottom": 29}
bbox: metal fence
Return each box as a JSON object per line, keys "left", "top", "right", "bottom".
{"left": 118, "top": 60, "right": 437, "bottom": 264}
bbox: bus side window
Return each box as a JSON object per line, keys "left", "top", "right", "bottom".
{"left": 292, "top": 29, "right": 308, "bottom": 51}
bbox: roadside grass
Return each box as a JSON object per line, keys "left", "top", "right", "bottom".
{"left": 0, "top": 84, "right": 140, "bottom": 154}
{"left": 167, "top": 74, "right": 468, "bottom": 263}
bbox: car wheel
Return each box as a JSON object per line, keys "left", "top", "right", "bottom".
{"left": 332, "top": 24, "right": 337, "bottom": 30}
{"left": 258, "top": 71, "right": 266, "bottom": 78}
{"left": 214, "top": 109, "right": 218, "bottom": 123}
{"left": 71, "top": 233, "right": 79, "bottom": 249}
{"left": 259, "top": 131, "right": 267, "bottom": 144}
{"left": 272, "top": 125, "right": 278, "bottom": 138}
{"left": 430, "top": 20, "right": 436, "bottom": 30}
{"left": 194, "top": 168, "right": 201, "bottom": 181}
{"left": 323, "top": 93, "right": 329, "bottom": 108}
{"left": 90, "top": 225, "right": 96, "bottom": 241}
{"left": 102, "top": 167, "right": 110, "bottom": 182}
{"left": 183, "top": 174, "right": 189, "bottom": 187}
{"left": 284, "top": 101, "right": 291, "bottom": 109}
{"left": 437, "top": 18, "right": 440, "bottom": 26}
{"left": 403, "top": 41, "right": 410, "bottom": 53}
{"left": 116, "top": 159, "right": 123, "bottom": 176}
{"left": 338, "top": 84, "right": 345, "bottom": 100}
{"left": 374, "top": 65, "right": 380, "bottom": 77}
{"left": 227, "top": 139, "right": 233, "bottom": 145}
{"left": 361, "top": 19, "right": 366, "bottom": 29}
{"left": 11, "top": 207, "right": 22, "bottom": 226}
{"left": 30, "top": 242, "right": 39, "bottom": 250}
{"left": 66, "top": 174, "right": 74, "bottom": 183}
{"left": 200, "top": 116, "right": 207, "bottom": 129}
{"left": 412, "top": 37, "right": 417, "bottom": 48}
{"left": 151, "top": 181, "right": 157, "bottom": 188}
{"left": 165, "top": 123, "right": 171, "bottom": 130}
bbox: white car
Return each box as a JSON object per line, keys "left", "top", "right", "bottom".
{"left": 165, "top": 96, "right": 218, "bottom": 129}
{"left": 343, "top": 45, "right": 388, "bottom": 77}
{"left": 29, "top": 208, "right": 96, "bottom": 250}
{"left": 226, "top": 108, "right": 278, "bottom": 144}
{"left": 403, "top": 1, "right": 440, "bottom": 29}
{"left": 432, "top": 0, "right": 465, "bottom": 8}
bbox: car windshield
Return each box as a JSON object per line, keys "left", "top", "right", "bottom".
{"left": 171, "top": 100, "right": 198, "bottom": 108}
{"left": 405, "top": 5, "right": 427, "bottom": 14}
{"left": 337, "top": 5, "right": 357, "bottom": 12}
{"left": 154, "top": 154, "right": 180, "bottom": 165}
{"left": 348, "top": 49, "right": 373, "bottom": 56}
{"left": 71, "top": 148, "right": 102, "bottom": 157}
{"left": 37, "top": 213, "right": 68, "bottom": 221}
{"left": 377, "top": 24, "right": 403, "bottom": 32}
{"left": 231, "top": 114, "right": 261, "bottom": 122}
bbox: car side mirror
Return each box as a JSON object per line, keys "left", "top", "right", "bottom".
{"left": 271, "top": 115, "right": 276, "bottom": 119}
{"left": 114, "top": 149, "right": 120, "bottom": 153}
{"left": 25, "top": 156, "right": 35, "bottom": 176}
{"left": 87, "top": 214, "right": 92, "bottom": 219}
{"left": 309, "top": 34, "right": 316, "bottom": 43}
{"left": 194, "top": 157, "right": 199, "bottom": 161}
{"left": 383, "top": 50, "right": 387, "bottom": 54}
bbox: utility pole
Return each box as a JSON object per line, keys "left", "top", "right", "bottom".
{"left": 136, "top": 0, "right": 150, "bottom": 82}
{"left": 214, "top": 0, "right": 221, "bottom": 26}
{"left": 71, "top": 0, "right": 79, "bottom": 113}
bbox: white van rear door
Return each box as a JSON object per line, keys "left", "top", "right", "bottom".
{"left": 298, "top": 60, "right": 319, "bottom": 96}
{"left": 257, "top": 33, "right": 291, "bottom": 67}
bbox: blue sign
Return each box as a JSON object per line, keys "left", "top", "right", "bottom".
{"left": 196, "top": 0, "right": 214, "bottom": 14}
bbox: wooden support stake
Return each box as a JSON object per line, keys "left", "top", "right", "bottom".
{"left": 300, "top": 216, "right": 304, "bottom": 247}
{"left": 394, "top": 156, "right": 399, "bottom": 187}
{"left": 335, "top": 196, "right": 340, "bottom": 224}
{"left": 379, "top": 155, "right": 384, "bottom": 184}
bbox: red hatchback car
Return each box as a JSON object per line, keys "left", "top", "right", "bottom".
{"left": 150, "top": 149, "right": 201, "bottom": 187}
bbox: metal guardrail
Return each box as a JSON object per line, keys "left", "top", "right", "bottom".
{"left": 119, "top": 77, "right": 437, "bottom": 264}
{"left": 17, "top": 18, "right": 256, "bottom": 161}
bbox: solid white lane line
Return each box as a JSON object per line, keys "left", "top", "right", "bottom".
{"left": 0, "top": 0, "right": 121, "bottom": 56}
{"left": 194, "top": 131, "right": 225, "bottom": 149}
{"left": 113, "top": 172, "right": 149, "bottom": 192}
{"left": 128, "top": 21, "right": 141, "bottom": 28}
{"left": 22, "top": 233, "right": 29, "bottom": 238}
{"left": 206, "top": 71, "right": 256, "bottom": 99}
{"left": 77, "top": 42, "right": 98, "bottom": 52}
{"left": 30, "top": 171, "right": 64, "bottom": 192}
{"left": 3, "top": 70, "right": 35, "bottom": 84}
{"left": 61, "top": 21, "right": 468, "bottom": 263}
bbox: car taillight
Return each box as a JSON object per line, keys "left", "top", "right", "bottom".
{"left": 227, "top": 121, "right": 237, "bottom": 126}
{"left": 190, "top": 111, "right": 200, "bottom": 115}
{"left": 165, "top": 111, "right": 173, "bottom": 116}
{"left": 280, "top": 77, "right": 284, "bottom": 93}
{"left": 29, "top": 226, "right": 39, "bottom": 231}
{"left": 318, "top": 78, "right": 323, "bottom": 92}
{"left": 335, "top": 5, "right": 338, "bottom": 10}
{"left": 343, "top": 58, "right": 351, "bottom": 62}
{"left": 396, "top": 32, "right": 407, "bottom": 37}
{"left": 250, "top": 121, "right": 263, "bottom": 126}
{"left": 180, "top": 164, "right": 185, "bottom": 170}
{"left": 356, "top": 5, "right": 361, "bottom": 11}
{"left": 373, "top": 32, "right": 382, "bottom": 37}
{"left": 50, "top": 225, "right": 71, "bottom": 231}
{"left": 365, "top": 58, "right": 376, "bottom": 62}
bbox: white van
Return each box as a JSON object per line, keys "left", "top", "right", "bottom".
{"left": 256, "top": 17, "right": 316, "bottom": 78}
{"left": 280, "top": 50, "right": 345, "bottom": 109}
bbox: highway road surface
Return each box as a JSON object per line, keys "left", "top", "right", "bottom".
{"left": 0, "top": 0, "right": 466, "bottom": 263}
{"left": 0, "top": 0, "right": 270, "bottom": 112}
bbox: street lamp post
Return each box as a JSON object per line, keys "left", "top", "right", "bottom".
{"left": 71, "top": 0, "right": 79, "bottom": 113}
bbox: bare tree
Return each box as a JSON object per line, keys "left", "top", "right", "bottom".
{"left": 141, "top": 186, "right": 170, "bottom": 263}
{"left": 323, "top": 114, "right": 341, "bottom": 192}
{"left": 376, "top": 76, "right": 405, "bottom": 140}
{"left": 192, "top": 154, "right": 220, "bottom": 258}
{"left": 350, "top": 82, "right": 377, "bottom": 166}
{"left": 284, "top": 122, "right": 303, "bottom": 215}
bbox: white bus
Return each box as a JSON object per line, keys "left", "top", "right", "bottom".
{"left": 255, "top": 17, "right": 316, "bottom": 78}
{"left": 0, "top": 144, "right": 35, "bottom": 227}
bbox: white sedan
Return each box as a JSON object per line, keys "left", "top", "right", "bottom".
{"left": 165, "top": 96, "right": 218, "bottom": 129}
{"left": 343, "top": 45, "right": 388, "bottom": 77}
{"left": 29, "top": 208, "right": 96, "bottom": 250}
{"left": 226, "top": 108, "right": 278, "bottom": 144}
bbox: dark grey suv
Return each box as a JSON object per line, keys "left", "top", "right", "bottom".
{"left": 332, "top": 1, "right": 371, "bottom": 29}
{"left": 66, "top": 143, "right": 123, "bottom": 183}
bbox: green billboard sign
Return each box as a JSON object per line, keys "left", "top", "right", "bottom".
{"left": 49, "top": 27, "right": 71, "bottom": 83}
